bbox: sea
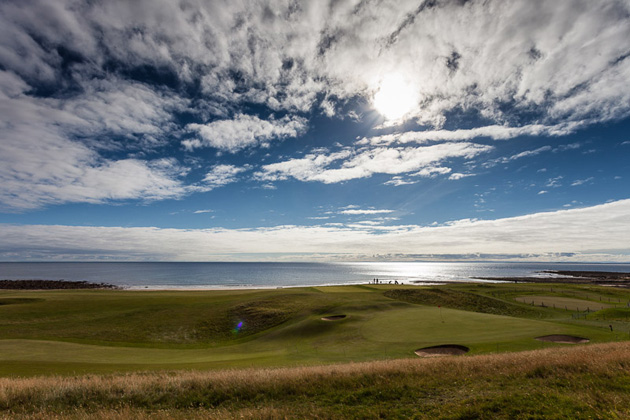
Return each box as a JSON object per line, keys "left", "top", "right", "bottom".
{"left": 0, "top": 262, "right": 629, "bottom": 289}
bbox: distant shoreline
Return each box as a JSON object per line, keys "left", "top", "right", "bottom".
{"left": 0, "top": 280, "right": 119, "bottom": 290}
{"left": 475, "top": 270, "right": 630, "bottom": 286}
{"left": 2, "top": 270, "right": 630, "bottom": 290}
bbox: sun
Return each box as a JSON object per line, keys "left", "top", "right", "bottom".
{"left": 372, "top": 73, "right": 418, "bottom": 121}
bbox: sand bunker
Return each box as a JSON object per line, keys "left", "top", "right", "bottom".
{"left": 535, "top": 335, "right": 590, "bottom": 344}
{"left": 321, "top": 315, "right": 347, "bottom": 321}
{"left": 414, "top": 344, "right": 469, "bottom": 357}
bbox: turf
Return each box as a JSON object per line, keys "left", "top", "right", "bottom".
{"left": 360, "top": 305, "right": 594, "bottom": 347}
{"left": 0, "top": 283, "right": 627, "bottom": 377}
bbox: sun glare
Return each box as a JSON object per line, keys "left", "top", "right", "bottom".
{"left": 373, "top": 73, "right": 418, "bottom": 121}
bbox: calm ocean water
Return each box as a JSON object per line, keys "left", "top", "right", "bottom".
{"left": 0, "top": 262, "right": 629, "bottom": 289}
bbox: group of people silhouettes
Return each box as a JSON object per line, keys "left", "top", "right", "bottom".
{"left": 369, "top": 278, "right": 402, "bottom": 285}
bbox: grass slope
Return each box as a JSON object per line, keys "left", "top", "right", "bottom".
{"left": 0, "top": 283, "right": 627, "bottom": 377}
{"left": 1, "top": 342, "right": 630, "bottom": 419}
{"left": 515, "top": 295, "right": 613, "bottom": 311}
{"left": 384, "top": 287, "right": 542, "bottom": 317}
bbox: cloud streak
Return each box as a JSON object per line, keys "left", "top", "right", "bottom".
{"left": 359, "top": 124, "right": 582, "bottom": 147}
{"left": 257, "top": 143, "right": 491, "bottom": 184}
{"left": 1, "top": 199, "right": 629, "bottom": 261}
{"left": 339, "top": 209, "right": 394, "bottom": 215}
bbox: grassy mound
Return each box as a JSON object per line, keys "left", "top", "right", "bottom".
{"left": 228, "top": 296, "right": 304, "bottom": 334}
{"left": 515, "top": 295, "right": 612, "bottom": 311}
{"left": 0, "top": 289, "right": 335, "bottom": 346}
{"left": 384, "top": 288, "right": 540, "bottom": 317}
{"left": 587, "top": 307, "right": 630, "bottom": 321}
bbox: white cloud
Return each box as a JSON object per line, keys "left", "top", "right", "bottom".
{"left": 257, "top": 143, "right": 491, "bottom": 184}
{"left": 571, "top": 177, "right": 594, "bottom": 187}
{"left": 3, "top": 0, "right": 629, "bottom": 129}
{"left": 0, "top": 71, "right": 189, "bottom": 210}
{"left": 413, "top": 167, "right": 452, "bottom": 178}
{"left": 184, "top": 114, "right": 307, "bottom": 152}
{"left": 449, "top": 173, "right": 475, "bottom": 180}
{"left": 2, "top": 0, "right": 630, "bottom": 210}
{"left": 351, "top": 220, "right": 385, "bottom": 226}
{"left": 384, "top": 177, "right": 417, "bottom": 186}
{"left": 2, "top": 199, "right": 630, "bottom": 261}
{"left": 62, "top": 78, "right": 189, "bottom": 150}
{"left": 339, "top": 209, "right": 394, "bottom": 215}
{"left": 546, "top": 176, "right": 563, "bottom": 188}
{"left": 554, "top": 143, "right": 582, "bottom": 152}
{"left": 482, "top": 145, "right": 554, "bottom": 169}
{"left": 202, "top": 164, "right": 248, "bottom": 189}
{"left": 254, "top": 150, "right": 352, "bottom": 182}
{"left": 359, "top": 124, "right": 580, "bottom": 147}
{"left": 334, "top": 1, "right": 630, "bottom": 129}
{"left": 502, "top": 146, "right": 553, "bottom": 162}
{"left": 193, "top": 209, "right": 213, "bottom": 214}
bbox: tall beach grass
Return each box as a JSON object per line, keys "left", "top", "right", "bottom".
{"left": 2, "top": 341, "right": 630, "bottom": 419}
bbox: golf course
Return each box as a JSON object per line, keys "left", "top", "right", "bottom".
{"left": 1, "top": 281, "right": 630, "bottom": 418}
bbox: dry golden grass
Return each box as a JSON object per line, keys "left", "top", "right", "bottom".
{"left": 1, "top": 341, "right": 630, "bottom": 418}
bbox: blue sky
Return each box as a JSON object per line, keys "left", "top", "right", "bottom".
{"left": 1, "top": 0, "right": 629, "bottom": 262}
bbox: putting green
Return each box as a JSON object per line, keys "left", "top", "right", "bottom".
{"left": 361, "top": 306, "right": 575, "bottom": 344}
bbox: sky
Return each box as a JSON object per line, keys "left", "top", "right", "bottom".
{"left": 1, "top": 0, "right": 630, "bottom": 262}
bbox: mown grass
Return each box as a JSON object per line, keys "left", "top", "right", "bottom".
{"left": 1, "top": 342, "right": 630, "bottom": 419}
{"left": 0, "top": 283, "right": 628, "bottom": 378}
{"left": 0, "top": 283, "right": 629, "bottom": 417}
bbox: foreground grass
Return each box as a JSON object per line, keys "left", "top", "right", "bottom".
{"left": 1, "top": 342, "right": 630, "bottom": 419}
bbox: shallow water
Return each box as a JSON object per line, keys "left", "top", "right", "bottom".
{"left": 0, "top": 261, "right": 628, "bottom": 289}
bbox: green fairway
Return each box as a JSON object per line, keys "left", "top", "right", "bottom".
{"left": 0, "top": 283, "right": 627, "bottom": 376}
{"left": 0, "top": 339, "right": 287, "bottom": 364}
{"left": 361, "top": 305, "right": 588, "bottom": 345}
